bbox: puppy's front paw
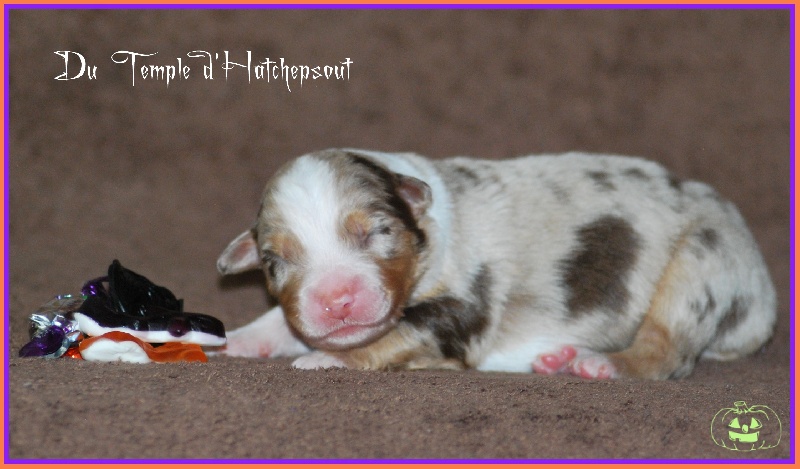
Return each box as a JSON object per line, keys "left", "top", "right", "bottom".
{"left": 292, "top": 351, "right": 348, "bottom": 370}
{"left": 215, "top": 333, "right": 273, "bottom": 358}
{"left": 209, "top": 307, "right": 311, "bottom": 359}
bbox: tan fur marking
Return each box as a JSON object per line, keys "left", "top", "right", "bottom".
{"left": 609, "top": 231, "right": 694, "bottom": 379}
{"left": 330, "top": 324, "right": 460, "bottom": 370}
{"left": 416, "top": 283, "right": 449, "bottom": 302}
{"left": 376, "top": 230, "right": 419, "bottom": 315}
{"left": 342, "top": 210, "right": 372, "bottom": 247}
{"left": 270, "top": 232, "right": 302, "bottom": 263}
{"left": 609, "top": 316, "right": 678, "bottom": 379}
{"left": 275, "top": 274, "right": 303, "bottom": 332}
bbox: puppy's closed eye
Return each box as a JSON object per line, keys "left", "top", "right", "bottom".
{"left": 343, "top": 211, "right": 375, "bottom": 248}
{"left": 260, "top": 233, "right": 302, "bottom": 284}
{"left": 261, "top": 250, "right": 284, "bottom": 279}
{"left": 343, "top": 211, "right": 399, "bottom": 258}
{"left": 372, "top": 225, "right": 393, "bottom": 238}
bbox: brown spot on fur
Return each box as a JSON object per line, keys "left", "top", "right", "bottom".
{"left": 717, "top": 296, "right": 750, "bottom": 336}
{"left": 546, "top": 181, "right": 570, "bottom": 204}
{"left": 402, "top": 265, "right": 492, "bottom": 362}
{"left": 443, "top": 161, "right": 504, "bottom": 196}
{"left": 586, "top": 170, "right": 616, "bottom": 191}
{"left": 453, "top": 165, "right": 480, "bottom": 183}
{"left": 667, "top": 173, "right": 684, "bottom": 191}
{"left": 696, "top": 228, "right": 720, "bottom": 250}
{"left": 689, "top": 285, "right": 717, "bottom": 319}
{"left": 623, "top": 167, "right": 650, "bottom": 180}
{"left": 560, "top": 216, "right": 640, "bottom": 316}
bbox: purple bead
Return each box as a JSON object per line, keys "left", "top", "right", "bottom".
{"left": 19, "top": 326, "right": 67, "bottom": 358}
{"left": 81, "top": 276, "right": 109, "bottom": 297}
{"left": 167, "top": 317, "right": 190, "bottom": 337}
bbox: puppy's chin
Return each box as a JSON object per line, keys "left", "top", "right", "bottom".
{"left": 301, "top": 314, "right": 399, "bottom": 351}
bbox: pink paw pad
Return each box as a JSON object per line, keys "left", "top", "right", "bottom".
{"left": 532, "top": 346, "right": 578, "bottom": 374}
{"left": 532, "top": 346, "right": 618, "bottom": 379}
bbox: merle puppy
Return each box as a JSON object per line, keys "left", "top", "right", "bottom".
{"left": 216, "top": 149, "right": 776, "bottom": 379}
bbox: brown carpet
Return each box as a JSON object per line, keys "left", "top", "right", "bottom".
{"left": 6, "top": 8, "right": 792, "bottom": 460}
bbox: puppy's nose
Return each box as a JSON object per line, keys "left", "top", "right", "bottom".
{"left": 313, "top": 286, "right": 357, "bottom": 320}
{"left": 323, "top": 292, "right": 355, "bottom": 320}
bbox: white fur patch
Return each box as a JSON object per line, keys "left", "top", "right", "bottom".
{"left": 292, "top": 351, "right": 348, "bottom": 369}
{"left": 268, "top": 156, "right": 349, "bottom": 264}
{"left": 213, "top": 306, "right": 310, "bottom": 358}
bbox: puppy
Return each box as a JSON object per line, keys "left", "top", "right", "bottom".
{"left": 216, "top": 149, "right": 776, "bottom": 379}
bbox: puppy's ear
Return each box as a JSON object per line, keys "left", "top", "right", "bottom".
{"left": 217, "top": 229, "right": 261, "bottom": 275}
{"left": 396, "top": 174, "right": 432, "bottom": 219}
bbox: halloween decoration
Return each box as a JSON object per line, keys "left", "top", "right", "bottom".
{"left": 79, "top": 331, "right": 208, "bottom": 363}
{"left": 73, "top": 260, "right": 226, "bottom": 346}
{"left": 18, "top": 260, "right": 226, "bottom": 363}
{"left": 17, "top": 296, "right": 84, "bottom": 358}
{"left": 711, "top": 401, "right": 782, "bottom": 451}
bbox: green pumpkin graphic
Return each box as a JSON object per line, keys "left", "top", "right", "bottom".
{"left": 711, "top": 401, "right": 781, "bottom": 451}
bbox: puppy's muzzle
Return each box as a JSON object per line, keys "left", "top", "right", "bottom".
{"left": 299, "top": 271, "right": 395, "bottom": 349}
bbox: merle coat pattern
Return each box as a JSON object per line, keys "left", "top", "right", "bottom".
{"left": 216, "top": 149, "right": 776, "bottom": 379}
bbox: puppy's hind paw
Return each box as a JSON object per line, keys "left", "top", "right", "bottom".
{"left": 531, "top": 345, "right": 577, "bottom": 375}
{"left": 567, "top": 353, "right": 618, "bottom": 379}
{"left": 532, "top": 346, "right": 619, "bottom": 379}
{"left": 292, "top": 351, "right": 348, "bottom": 370}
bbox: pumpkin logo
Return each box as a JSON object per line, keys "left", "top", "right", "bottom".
{"left": 711, "top": 401, "right": 781, "bottom": 451}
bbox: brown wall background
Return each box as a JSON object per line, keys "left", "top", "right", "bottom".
{"left": 7, "top": 9, "right": 792, "bottom": 460}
